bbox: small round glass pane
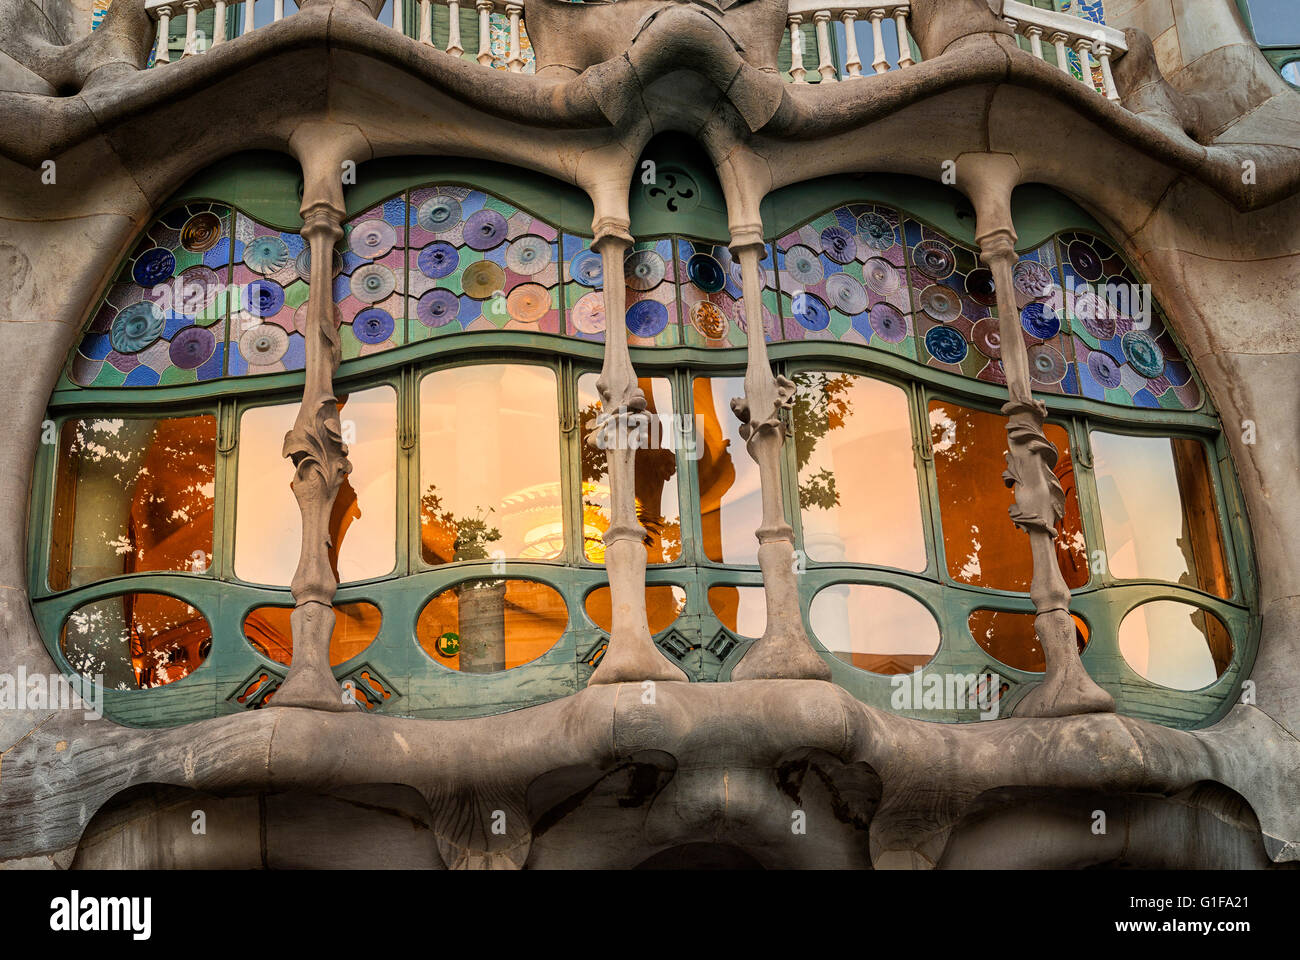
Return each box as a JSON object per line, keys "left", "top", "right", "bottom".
{"left": 244, "top": 601, "right": 381, "bottom": 667}
{"left": 61, "top": 593, "right": 210, "bottom": 690}
{"left": 1118, "top": 601, "right": 1233, "bottom": 690}
{"left": 810, "top": 584, "right": 939, "bottom": 675}
{"left": 417, "top": 579, "right": 567, "bottom": 672}
{"left": 585, "top": 585, "right": 685, "bottom": 635}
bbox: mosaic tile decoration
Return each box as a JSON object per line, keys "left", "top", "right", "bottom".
{"left": 774, "top": 203, "right": 915, "bottom": 360}
{"left": 562, "top": 237, "right": 681, "bottom": 347}
{"left": 678, "top": 239, "right": 779, "bottom": 348}
{"left": 70, "top": 202, "right": 231, "bottom": 388}
{"left": 408, "top": 187, "right": 562, "bottom": 340}
{"left": 488, "top": 11, "right": 536, "bottom": 73}
{"left": 336, "top": 198, "right": 407, "bottom": 359}
{"left": 226, "top": 212, "right": 309, "bottom": 377}
{"left": 1058, "top": 231, "right": 1200, "bottom": 410}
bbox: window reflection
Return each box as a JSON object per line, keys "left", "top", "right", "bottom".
{"left": 416, "top": 578, "right": 568, "bottom": 671}
{"left": 792, "top": 372, "right": 925, "bottom": 570}
{"left": 61, "top": 592, "right": 211, "bottom": 689}
{"left": 585, "top": 585, "right": 686, "bottom": 635}
{"left": 235, "top": 386, "right": 396, "bottom": 585}
{"left": 420, "top": 365, "right": 562, "bottom": 564}
{"left": 578, "top": 374, "right": 681, "bottom": 564}
{"left": 929, "top": 399, "right": 1087, "bottom": 591}
{"left": 968, "top": 608, "right": 1089, "bottom": 673}
{"left": 694, "top": 377, "right": 765, "bottom": 564}
{"left": 49, "top": 416, "right": 216, "bottom": 591}
{"left": 809, "top": 583, "right": 938, "bottom": 674}
{"left": 1091, "top": 432, "right": 1231, "bottom": 598}
{"left": 1118, "top": 600, "right": 1232, "bottom": 690}
{"left": 708, "top": 585, "right": 766, "bottom": 638}
{"left": 243, "top": 601, "right": 381, "bottom": 666}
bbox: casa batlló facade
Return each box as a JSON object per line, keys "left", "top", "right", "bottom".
{"left": 0, "top": 0, "right": 1298, "bottom": 871}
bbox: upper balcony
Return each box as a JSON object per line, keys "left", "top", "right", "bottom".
{"left": 138, "top": 0, "right": 1126, "bottom": 100}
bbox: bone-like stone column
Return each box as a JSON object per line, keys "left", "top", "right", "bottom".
{"left": 213, "top": 0, "right": 227, "bottom": 45}
{"left": 273, "top": 125, "right": 369, "bottom": 711}
{"left": 587, "top": 219, "right": 687, "bottom": 685}
{"left": 959, "top": 155, "right": 1113, "bottom": 717}
{"left": 869, "top": 8, "right": 888, "bottom": 74}
{"left": 813, "top": 12, "right": 838, "bottom": 82}
{"left": 728, "top": 228, "right": 831, "bottom": 682}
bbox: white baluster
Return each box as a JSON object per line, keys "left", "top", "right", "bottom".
{"left": 213, "top": 0, "right": 226, "bottom": 45}
{"left": 506, "top": 3, "right": 524, "bottom": 72}
{"left": 1095, "top": 41, "right": 1120, "bottom": 101}
{"left": 182, "top": 0, "right": 200, "bottom": 55}
{"left": 273, "top": 0, "right": 283, "bottom": 22}
{"left": 1003, "top": 15, "right": 1018, "bottom": 33}
{"left": 448, "top": 0, "right": 464, "bottom": 56}
{"left": 894, "top": 7, "right": 913, "bottom": 68}
{"left": 1074, "top": 38, "right": 1096, "bottom": 90}
{"left": 788, "top": 16, "right": 806, "bottom": 83}
{"left": 476, "top": 0, "right": 493, "bottom": 66}
{"left": 420, "top": 0, "right": 432, "bottom": 43}
{"left": 840, "top": 10, "right": 861, "bottom": 78}
{"left": 813, "top": 11, "right": 837, "bottom": 82}
{"left": 869, "top": 7, "right": 888, "bottom": 74}
{"left": 242, "top": 0, "right": 253, "bottom": 35}
{"left": 155, "top": 5, "right": 172, "bottom": 63}
{"left": 393, "top": 0, "right": 403, "bottom": 34}
{"left": 1051, "top": 32, "right": 1070, "bottom": 74}
{"left": 1025, "top": 24, "right": 1044, "bottom": 60}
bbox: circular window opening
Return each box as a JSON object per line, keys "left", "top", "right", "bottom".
{"left": 417, "top": 579, "right": 568, "bottom": 672}
{"left": 61, "top": 592, "right": 211, "bottom": 689}
{"left": 1118, "top": 601, "right": 1233, "bottom": 690}
{"left": 708, "top": 585, "right": 766, "bottom": 638}
{"left": 243, "top": 601, "right": 382, "bottom": 666}
{"left": 585, "top": 585, "right": 686, "bottom": 635}
{"left": 810, "top": 584, "right": 939, "bottom": 675}
{"left": 968, "top": 609, "right": 1089, "bottom": 673}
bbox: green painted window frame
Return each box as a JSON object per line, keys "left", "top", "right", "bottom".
{"left": 1235, "top": 0, "right": 1300, "bottom": 86}
{"left": 30, "top": 174, "right": 1258, "bottom": 732}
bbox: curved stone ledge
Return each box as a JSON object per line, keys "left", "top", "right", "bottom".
{"left": 2, "top": 681, "right": 1297, "bottom": 867}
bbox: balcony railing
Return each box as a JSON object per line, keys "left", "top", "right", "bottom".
{"left": 1001, "top": 0, "right": 1126, "bottom": 100}
{"left": 784, "top": 2, "right": 917, "bottom": 82}
{"left": 142, "top": 0, "right": 1125, "bottom": 101}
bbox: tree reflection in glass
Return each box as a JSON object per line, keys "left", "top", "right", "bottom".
{"left": 419, "top": 364, "right": 562, "bottom": 565}
{"left": 578, "top": 374, "right": 680, "bottom": 564}
{"left": 929, "top": 399, "right": 1088, "bottom": 591}
{"left": 792, "top": 372, "right": 926, "bottom": 571}
{"left": 50, "top": 416, "right": 216, "bottom": 591}
{"left": 61, "top": 592, "right": 211, "bottom": 689}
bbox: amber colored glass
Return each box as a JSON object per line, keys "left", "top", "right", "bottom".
{"left": 243, "top": 601, "right": 382, "bottom": 667}
{"left": 578, "top": 374, "right": 681, "bottom": 564}
{"left": 419, "top": 365, "right": 562, "bottom": 565}
{"left": 235, "top": 386, "right": 396, "bottom": 586}
{"left": 707, "top": 585, "right": 766, "bottom": 637}
{"left": 967, "top": 608, "right": 1090, "bottom": 673}
{"left": 792, "top": 372, "right": 926, "bottom": 571}
{"left": 585, "top": 585, "right": 686, "bottom": 635}
{"left": 929, "top": 399, "right": 1088, "bottom": 591}
{"left": 416, "top": 578, "right": 568, "bottom": 672}
{"left": 60, "top": 592, "right": 211, "bottom": 689}
{"left": 694, "top": 377, "right": 765, "bottom": 564}
{"left": 1091, "top": 432, "right": 1232, "bottom": 598}
{"left": 49, "top": 416, "right": 216, "bottom": 591}
{"left": 1118, "top": 600, "right": 1233, "bottom": 690}
{"left": 809, "top": 583, "right": 939, "bottom": 674}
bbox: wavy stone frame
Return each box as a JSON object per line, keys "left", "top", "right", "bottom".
{"left": 1, "top": 0, "right": 1299, "bottom": 867}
